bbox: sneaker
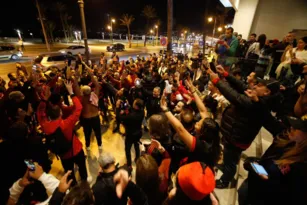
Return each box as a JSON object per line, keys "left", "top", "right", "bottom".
{"left": 215, "top": 179, "right": 229, "bottom": 189}
{"left": 86, "top": 147, "right": 91, "bottom": 152}
{"left": 87, "top": 175, "right": 93, "bottom": 183}
{"left": 98, "top": 146, "right": 103, "bottom": 153}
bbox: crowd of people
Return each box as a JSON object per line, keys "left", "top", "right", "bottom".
{"left": 0, "top": 26, "right": 307, "bottom": 205}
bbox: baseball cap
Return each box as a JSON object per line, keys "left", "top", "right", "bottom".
{"left": 178, "top": 162, "right": 215, "bottom": 200}
{"left": 288, "top": 115, "right": 307, "bottom": 132}
{"left": 257, "top": 78, "right": 280, "bottom": 95}
{"left": 98, "top": 153, "right": 115, "bottom": 169}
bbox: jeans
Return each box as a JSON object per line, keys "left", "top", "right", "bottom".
{"left": 220, "top": 142, "right": 243, "bottom": 183}
{"left": 81, "top": 115, "right": 102, "bottom": 148}
{"left": 125, "top": 136, "right": 141, "bottom": 166}
{"left": 61, "top": 150, "right": 87, "bottom": 184}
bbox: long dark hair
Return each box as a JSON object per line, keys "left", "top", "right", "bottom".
{"left": 200, "top": 118, "right": 221, "bottom": 164}
{"left": 258, "top": 34, "right": 267, "bottom": 49}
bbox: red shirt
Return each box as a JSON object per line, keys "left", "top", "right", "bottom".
{"left": 37, "top": 96, "right": 83, "bottom": 159}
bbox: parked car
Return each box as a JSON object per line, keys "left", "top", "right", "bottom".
{"left": 107, "top": 43, "right": 125, "bottom": 52}
{"left": 59, "top": 45, "right": 91, "bottom": 55}
{"left": 0, "top": 45, "right": 23, "bottom": 60}
{"left": 32, "top": 52, "right": 75, "bottom": 72}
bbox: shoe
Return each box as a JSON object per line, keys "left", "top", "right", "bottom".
{"left": 215, "top": 179, "right": 229, "bottom": 189}
{"left": 86, "top": 147, "right": 91, "bottom": 152}
{"left": 98, "top": 146, "right": 103, "bottom": 153}
{"left": 87, "top": 175, "right": 93, "bottom": 183}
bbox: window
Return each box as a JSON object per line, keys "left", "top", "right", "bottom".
{"left": 52, "top": 55, "right": 67, "bottom": 61}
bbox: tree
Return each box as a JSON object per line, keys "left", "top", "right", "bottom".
{"left": 55, "top": 2, "right": 68, "bottom": 43}
{"left": 167, "top": 0, "right": 173, "bottom": 54}
{"left": 36, "top": 0, "right": 50, "bottom": 51}
{"left": 46, "top": 21, "right": 56, "bottom": 43}
{"left": 142, "top": 5, "right": 157, "bottom": 29}
{"left": 142, "top": 5, "right": 157, "bottom": 47}
{"left": 120, "top": 14, "right": 135, "bottom": 48}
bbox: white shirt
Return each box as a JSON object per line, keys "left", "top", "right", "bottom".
{"left": 9, "top": 173, "right": 60, "bottom": 205}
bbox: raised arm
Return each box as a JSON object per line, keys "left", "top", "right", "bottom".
{"left": 185, "top": 79, "right": 210, "bottom": 119}
{"left": 160, "top": 93, "right": 194, "bottom": 150}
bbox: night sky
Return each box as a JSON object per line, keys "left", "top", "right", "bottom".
{"left": 0, "top": 0, "right": 234, "bottom": 38}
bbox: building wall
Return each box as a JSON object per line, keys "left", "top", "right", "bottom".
{"left": 232, "top": 0, "right": 259, "bottom": 39}
{"left": 250, "top": 0, "right": 307, "bottom": 40}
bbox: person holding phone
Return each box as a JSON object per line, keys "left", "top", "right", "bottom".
{"left": 238, "top": 115, "right": 307, "bottom": 205}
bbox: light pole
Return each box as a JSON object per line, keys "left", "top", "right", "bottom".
{"left": 78, "top": 0, "right": 90, "bottom": 62}
{"left": 155, "top": 25, "right": 158, "bottom": 46}
{"left": 150, "top": 29, "right": 154, "bottom": 46}
{"left": 36, "top": 0, "right": 50, "bottom": 51}
{"left": 208, "top": 17, "right": 217, "bottom": 47}
{"left": 110, "top": 18, "right": 115, "bottom": 43}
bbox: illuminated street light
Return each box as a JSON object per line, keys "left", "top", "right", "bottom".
{"left": 217, "top": 27, "right": 223, "bottom": 32}
{"left": 208, "top": 17, "right": 213, "bottom": 22}
{"left": 184, "top": 30, "right": 187, "bottom": 34}
{"left": 155, "top": 25, "right": 158, "bottom": 29}
{"left": 224, "top": 25, "right": 228, "bottom": 28}
{"left": 16, "top": 29, "right": 21, "bottom": 39}
{"left": 110, "top": 18, "right": 115, "bottom": 43}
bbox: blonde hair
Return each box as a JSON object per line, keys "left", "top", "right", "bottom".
{"left": 275, "top": 134, "right": 307, "bottom": 166}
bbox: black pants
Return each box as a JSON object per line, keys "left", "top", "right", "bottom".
{"left": 220, "top": 142, "right": 243, "bottom": 183}
{"left": 81, "top": 115, "right": 102, "bottom": 148}
{"left": 125, "top": 135, "right": 141, "bottom": 166}
{"left": 61, "top": 150, "right": 87, "bottom": 184}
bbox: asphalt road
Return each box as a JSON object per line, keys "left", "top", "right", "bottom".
{"left": 0, "top": 43, "right": 161, "bottom": 83}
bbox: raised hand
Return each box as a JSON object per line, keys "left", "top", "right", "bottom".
{"left": 19, "top": 170, "right": 33, "bottom": 187}
{"left": 64, "top": 80, "right": 74, "bottom": 95}
{"left": 245, "top": 89, "right": 259, "bottom": 102}
{"left": 114, "top": 169, "right": 129, "bottom": 198}
{"left": 215, "top": 65, "right": 225, "bottom": 75}
{"left": 28, "top": 163, "right": 44, "bottom": 180}
{"left": 41, "top": 86, "right": 51, "bottom": 101}
{"left": 160, "top": 89, "right": 168, "bottom": 111}
{"left": 58, "top": 171, "right": 73, "bottom": 193}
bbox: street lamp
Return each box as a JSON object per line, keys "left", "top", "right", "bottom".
{"left": 208, "top": 16, "right": 217, "bottom": 46}
{"left": 217, "top": 27, "right": 223, "bottom": 32}
{"left": 78, "top": 0, "right": 90, "bottom": 62}
{"left": 155, "top": 25, "right": 159, "bottom": 46}
{"left": 110, "top": 18, "right": 115, "bottom": 43}
{"left": 150, "top": 29, "right": 154, "bottom": 45}
{"left": 224, "top": 25, "right": 228, "bottom": 28}
{"left": 16, "top": 29, "right": 21, "bottom": 40}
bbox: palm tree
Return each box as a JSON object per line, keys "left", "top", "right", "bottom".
{"left": 55, "top": 2, "right": 68, "bottom": 43}
{"left": 167, "top": 0, "right": 173, "bottom": 54}
{"left": 142, "top": 5, "right": 157, "bottom": 46}
{"left": 46, "top": 21, "right": 56, "bottom": 43}
{"left": 142, "top": 5, "right": 157, "bottom": 29}
{"left": 120, "top": 14, "right": 135, "bottom": 48}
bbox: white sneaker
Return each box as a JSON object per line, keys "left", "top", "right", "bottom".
{"left": 98, "top": 146, "right": 103, "bottom": 153}
{"left": 87, "top": 175, "right": 93, "bottom": 183}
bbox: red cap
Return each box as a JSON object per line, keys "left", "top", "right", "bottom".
{"left": 178, "top": 162, "right": 215, "bottom": 200}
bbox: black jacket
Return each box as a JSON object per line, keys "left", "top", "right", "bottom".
{"left": 116, "top": 108, "right": 144, "bottom": 138}
{"left": 92, "top": 168, "right": 148, "bottom": 205}
{"left": 50, "top": 169, "right": 148, "bottom": 205}
{"left": 246, "top": 138, "right": 307, "bottom": 205}
{"left": 216, "top": 74, "right": 283, "bottom": 149}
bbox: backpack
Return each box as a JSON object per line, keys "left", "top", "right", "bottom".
{"left": 45, "top": 126, "right": 72, "bottom": 156}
